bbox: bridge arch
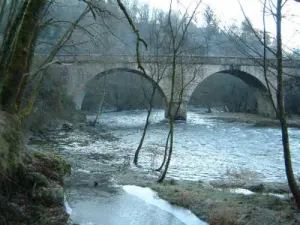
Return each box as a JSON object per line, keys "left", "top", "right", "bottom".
{"left": 219, "top": 69, "right": 268, "bottom": 91}
{"left": 188, "top": 67, "right": 276, "bottom": 116}
{"left": 75, "top": 67, "right": 168, "bottom": 111}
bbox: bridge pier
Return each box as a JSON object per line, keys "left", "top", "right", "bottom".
{"left": 164, "top": 101, "right": 188, "bottom": 121}
{"left": 254, "top": 89, "right": 276, "bottom": 117}
{"left": 73, "top": 90, "right": 86, "bottom": 110}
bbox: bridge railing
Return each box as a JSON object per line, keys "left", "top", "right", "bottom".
{"left": 34, "top": 54, "right": 300, "bottom": 68}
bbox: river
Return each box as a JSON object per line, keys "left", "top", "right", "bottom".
{"left": 28, "top": 108, "right": 300, "bottom": 225}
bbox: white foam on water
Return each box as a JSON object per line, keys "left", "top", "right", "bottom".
{"left": 229, "top": 188, "right": 254, "bottom": 195}
{"left": 123, "top": 185, "right": 207, "bottom": 225}
{"left": 64, "top": 196, "right": 72, "bottom": 215}
{"left": 76, "top": 168, "right": 91, "bottom": 174}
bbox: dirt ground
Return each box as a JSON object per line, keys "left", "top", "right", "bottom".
{"left": 205, "top": 112, "right": 300, "bottom": 128}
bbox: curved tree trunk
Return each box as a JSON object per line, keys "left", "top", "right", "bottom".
{"left": 275, "top": 0, "right": 300, "bottom": 208}
{"left": 133, "top": 84, "right": 157, "bottom": 165}
{"left": 157, "top": 119, "right": 174, "bottom": 182}
{"left": 155, "top": 130, "right": 170, "bottom": 171}
{"left": 133, "top": 109, "right": 151, "bottom": 165}
{"left": 158, "top": 46, "right": 176, "bottom": 182}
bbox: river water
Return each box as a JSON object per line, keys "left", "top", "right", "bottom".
{"left": 28, "top": 108, "right": 300, "bottom": 225}
{"left": 83, "top": 108, "right": 300, "bottom": 182}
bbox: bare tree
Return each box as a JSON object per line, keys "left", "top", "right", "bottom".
{"left": 157, "top": 0, "right": 202, "bottom": 182}
{"left": 133, "top": 11, "right": 168, "bottom": 165}
{"left": 21, "top": 5, "right": 91, "bottom": 119}
{"left": 274, "top": 0, "right": 300, "bottom": 208}
{"left": 236, "top": 0, "right": 300, "bottom": 207}
{"left": 92, "top": 74, "right": 107, "bottom": 126}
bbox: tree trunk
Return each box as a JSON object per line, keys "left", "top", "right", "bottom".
{"left": 0, "top": 0, "right": 26, "bottom": 94}
{"left": 1, "top": 0, "right": 46, "bottom": 113}
{"left": 133, "top": 109, "right": 151, "bottom": 165}
{"left": 157, "top": 119, "right": 174, "bottom": 182}
{"left": 276, "top": 0, "right": 300, "bottom": 208}
{"left": 133, "top": 84, "right": 157, "bottom": 165}
{"left": 155, "top": 130, "right": 170, "bottom": 171}
{"left": 158, "top": 49, "right": 176, "bottom": 182}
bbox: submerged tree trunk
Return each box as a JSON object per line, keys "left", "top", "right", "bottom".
{"left": 275, "top": 0, "right": 300, "bottom": 208}
{"left": 0, "top": 0, "right": 46, "bottom": 113}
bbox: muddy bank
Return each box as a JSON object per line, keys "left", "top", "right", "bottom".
{"left": 0, "top": 111, "right": 70, "bottom": 225}
{"left": 116, "top": 169, "right": 300, "bottom": 225}
{"left": 205, "top": 112, "right": 300, "bottom": 128}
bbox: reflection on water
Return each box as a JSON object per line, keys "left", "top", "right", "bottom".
{"left": 123, "top": 185, "right": 207, "bottom": 225}
{"left": 67, "top": 183, "right": 202, "bottom": 225}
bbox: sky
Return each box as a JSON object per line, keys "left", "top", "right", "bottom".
{"left": 138, "top": 0, "right": 300, "bottom": 50}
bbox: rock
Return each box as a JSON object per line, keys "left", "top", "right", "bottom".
{"left": 169, "top": 178, "right": 178, "bottom": 185}
{"left": 33, "top": 151, "right": 71, "bottom": 183}
{"left": 62, "top": 122, "right": 73, "bottom": 131}
{"left": 263, "top": 182, "right": 290, "bottom": 194}
{"left": 34, "top": 187, "right": 65, "bottom": 205}
{"left": 27, "top": 172, "right": 49, "bottom": 187}
{"left": 174, "top": 116, "right": 186, "bottom": 121}
{"left": 244, "top": 183, "right": 265, "bottom": 192}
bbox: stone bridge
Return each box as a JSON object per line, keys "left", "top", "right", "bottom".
{"left": 40, "top": 54, "right": 300, "bottom": 120}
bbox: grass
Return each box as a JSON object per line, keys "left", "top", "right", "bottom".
{"left": 209, "top": 207, "right": 238, "bottom": 225}
{"left": 116, "top": 169, "right": 300, "bottom": 225}
{"left": 208, "top": 112, "right": 300, "bottom": 128}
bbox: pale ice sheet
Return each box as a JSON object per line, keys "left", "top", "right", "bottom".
{"left": 123, "top": 185, "right": 207, "bottom": 225}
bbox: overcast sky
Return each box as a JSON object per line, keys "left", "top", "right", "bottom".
{"left": 138, "top": 0, "right": 300, "bottom": 49}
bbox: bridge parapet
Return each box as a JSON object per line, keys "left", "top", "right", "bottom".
{"left": 37, "top": 54, "right": 299, "bottom": 68}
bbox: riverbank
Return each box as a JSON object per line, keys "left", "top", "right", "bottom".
{"left": 0, "top": 111, "right": 70, "bottom": 225}
{"left": 116, "top": 169, "right": 300, "bottom": 225}
{"left": 203, "top": 111, "right": 300, "bottom": 128}
{"left": 26, "top": 109, "right": 300, "bottom": 224}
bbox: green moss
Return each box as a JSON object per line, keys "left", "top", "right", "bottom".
{"left": 33, "top": 186, "right": 64, "bottom": 205}
{"left": 32, "top": 151, "right": 71, "bottom": 182}
{"left": 0, "top": 112, "right": 23, "bottom": 183}
{"left": 0, "top": 111, "right": 70, "bottom": 225}
{"left": 27, "top": 172, "right": 49, "bottom": 187}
